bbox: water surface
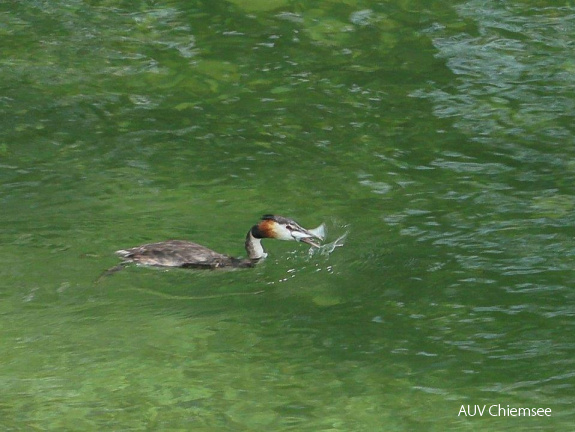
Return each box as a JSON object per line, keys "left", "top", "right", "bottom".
{"left": 1, "top": 0, "right": 574, "bottom": 430}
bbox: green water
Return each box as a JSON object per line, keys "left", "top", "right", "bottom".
{"left": 1, "top": 0, "right": 574, "bottom": 430}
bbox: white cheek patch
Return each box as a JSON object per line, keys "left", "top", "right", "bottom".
{"left": 273, "top": 225, "right": 294, "bottom": 241}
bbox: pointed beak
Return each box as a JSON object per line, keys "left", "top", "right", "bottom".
{"left": 292, "top": 223, "right": 326, "bottom": 248}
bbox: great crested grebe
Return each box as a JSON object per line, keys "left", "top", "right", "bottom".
{"left": 113, "top": 214, "right": 325, "bottom": 270}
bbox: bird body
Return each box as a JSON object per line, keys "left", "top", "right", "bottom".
{"left": 115, "top": 240, "right": 250, "bottom": 269}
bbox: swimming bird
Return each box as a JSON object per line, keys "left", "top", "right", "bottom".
{"left": 113, "top": 214, "right": 325, "bottom": 270}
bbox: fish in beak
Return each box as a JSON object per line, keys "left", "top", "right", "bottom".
{"left": 289, "top": 223, "right": 326, "bottom": 248}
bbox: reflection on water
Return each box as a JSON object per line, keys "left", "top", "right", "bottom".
{"left": 1, "top": 0, "right": 575, "bottom": 430}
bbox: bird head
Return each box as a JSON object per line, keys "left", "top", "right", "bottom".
{"left": 254, "top": 214, "right": 325, "bottom": 247}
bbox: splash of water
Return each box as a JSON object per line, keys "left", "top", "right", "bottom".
{"left": 309, "top": 229, "right": 348, "bottom": 257}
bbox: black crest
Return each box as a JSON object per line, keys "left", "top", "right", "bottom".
{"left": 261, "top": 214, "right": 293, "bottom": 224}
